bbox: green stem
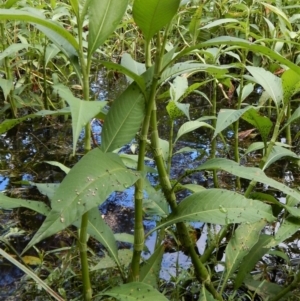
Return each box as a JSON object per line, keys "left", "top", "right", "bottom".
{"left": 79, "top": 213, "right": 92, "bottom": 301}
{"left": 286, "top": 102, "right": 291, "bottom": 145}
{"left": 211, "top": 79, "right": 218, "bottom": 187}
{"left": 167, "top": 120, "right": 174, "bottom": 176}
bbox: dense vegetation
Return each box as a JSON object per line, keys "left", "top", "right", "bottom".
{"left": 1, "top": 0, "right": 300, "bottom": 300}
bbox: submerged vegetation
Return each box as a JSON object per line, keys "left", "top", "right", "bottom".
{"left": 1, "top": 0, "right": 300, "bottom": 300}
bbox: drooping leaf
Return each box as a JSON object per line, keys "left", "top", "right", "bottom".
{"left": 245, "top": 66, "right": 282, "bottom": 105}
{"left": 213, "top": 106, "right": 252, "bottom": 138}
{"left": 133, "top": 0, "right": 180, "bottom": 42}
{"left": 140, "top": 244, "right": 164, "bottom": 288}
{"left": 151, "top": 189, "right": 274, "bottom": 232}
{"left": 224, "top": 220, "right": 267, "bottom": 281}
{"left": 0, "top": 78, "right": 13, "bottom": 101}
{"left": 198, "top": 286, "right": 218, "bottom": 301}
{"left": 87, "top": 0, "right": 129, "bottom": 58}
{"left": 53, "top": 84, "right": 107, "bottom": 155}
{"left": 241, "top": 107, "right": 273, "bottom": 144}
{"left": 23, "top": 149, "right": 140, "bottom": 253}
{"left": 175, "top": 121, "right": 214, "bottom": 143}
{"left": 281, "top": 68, "right": 300, "bottom": 104}
{"left": 234, "top": 234, "right": 273, "bottom": 289}
{"left": 166, "top": 101, "right": 186, "bottom": 120}
{"left": 74, "top": 209, "right": 121, "bottom": 271}
{"left": 0, "top": 43, "right": 29, "bottom": 61}
{"left": 195, "top": 158, "right": 300, "bottom": 202}
{"left": 262, "top": 145, "right": 299, "bottom": 170}
{"left": 170, "top": 76, "right": 188, "bottom": 102}
{"left": 44, "top": 161, "right": 70, "bottom": 174}
{"left": 244, "top": 141, "right": 264, "bottom": 155}
{"left": 0, "top": 193, "right": 50, "bottom": 216}
{"left": 101, "top": 82, "right": 145, "bottom": 152}
{"left": 101, "top": 282, "right": 169, "bottom": 301}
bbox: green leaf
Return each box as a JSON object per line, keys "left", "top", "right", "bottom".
{"left": 281, "top": 69, "right": 300, "bottom": 104}
{"left": 189, "top": 5, "right": 203, "bottom": 45}
{"left": 198, "top": 286, "right": 218, "bottom": 301}
{"left": 44, "top": 44, "right": 60, "bottom": 66}
{"left": 75, "top": 210, "right": 121, "bottom": 270}
{"left": 101, "top": 82, "right": 145, "bottom": 152}
{"left": 236, "top": 83, "right": 254, "bottom": 102}
{"left": 114, "top": 233, "right": 134, "bottom": 244}
{"left": 263, "top": 145, "right": 299, "bottom": 170}
{"left": 175, "top": 121, "right": 214, "bottom": 143}
{"left": 0, "top": 78, "right": 13, "bottom": 101}
{"left": 140, "top": 244, "right": 164, "bottom": 288}
{"left": 119, "top": 154, "right": 156, "bottom": 174}
{"left": 182, "top": 184, "right": 205, "bottom": 193}
{"left": 152, "top": 189, "right": 274, "bottom": 232}
{"left": 200, "top": 18, "right": 240, "bottom": 29}
{"left": 0, "top": 193, "right": 50, "bottom": 216}
{"left": 213, "top": 106, "right": 252, "bottom": 138}
{"left": 234, "top": 234, "right": 273, "bottom": 289}
{"left": 133, "top": 0, "right": 180, "bottom": 41}
{"left": 224, "top": 220, "right": 266, "bottom": 281}
{"left": 282, "top": 106, "right": 300, "bottom": 131}
{"left": 166, "top": 101, "right": 186, "bottom": 120}
{"left": 241, "top": 107, "right": 273, "bottom": 144}
{"left": 101, "top": 282, "right": 169, "bottom": 300}
{"left": 44, "top": 161, "right": 70, "bottom": 174}
{"left": 88, "top": 0, "right": 129, "bottom": 59}
{"left": 23, "top": 149, "right": 140, "bottom": 253}
{"left": 195, "top": 158, "right": 300, "bottom": 202}
{"left": 33, "top": 183, "right": 59, "bottom": 201}
{"left": 0, "top": 43, "right": 29, "bottom": 61}
{"left": 170, "top": 76, "right": 188, "bottom": 102}
{"left": 0, "top": 108, "right": 70, "bottom": 135}
{"left": 53, "top": 84, "right": 107, "bottom": 155}
{"left": 245, "top": 66, "right": 283, "bottom": 105}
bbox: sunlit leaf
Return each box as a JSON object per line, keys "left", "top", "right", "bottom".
{"left": 133, "top": 0, "right": 180, "bottom": 41}
{"left": 101, "top": 282, "right": 169, "bottom": 300}
{"left": 87, "top": 0, "right": 129, "bottom": 58}
{"left": 23, "top": 149, "right": 140, "bottom": 253}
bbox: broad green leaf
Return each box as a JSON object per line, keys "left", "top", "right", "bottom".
{"left": 133, "top": 0, "right": 180, "bottom": 41}
{"left": 200, "top": 18, "right": 240, "bottom": 30}
{"left": 0, "top": 78, "right": 13, "bottom": 101}
{"left": 101, "top": 82, "right": 145, "bottom": 152}
{"left": 241, "top": 108, "right": 273, "bottom": 144}
{"left": 244, "top": 142, "right": 264, "bottom": 155}
{"left": 0, "top": 43, "right": 29, "bottom": 61}
{"left": 166, "top": 101, "right": 186, "bottom": 120}
{"left": 121, "top": 53, "right": 146, "bottom": 85}
{"left": 224, "top": 220, "right": 266, "bottom": 281}
{"left": 0, "top": 193, "right": 50, "bottom": 216}
{"left": 87, "top": 0, "right": 128, "bottom": 58}
{"left": 246, "top": 66, "right": 282, "bottom": 105}
{"left": 158, "top": 138, "right": 169, "bottom": 163}
{"left": 282, "top": 106, "right": 300, "bottom": 131}
{"left": 0, "top": 9, "right": 79, "bottom": 52}
{"left": 140, "top": 244, "right": 164, "bottom": 288}
{"left": 101, "top": 282, "right": 169, "bottom": 301}
{"left": 44, "top": 161, "right": 70, "bottom": 174}
{"left": 268, "top": 250, "right": 290, "bottom": 263}
{"left": 198, "top": 286, "right": 218, "bottom": 301}
{"left": 91, "top": 249, "right": 133, "bottom": 271}
{"left": 44, "top": 44, "right": 60, "bottom": 66}
{"left": 170, "top": 76, "right": 188, "bottom": 102}
{"left": 234, "top": 235, "right": 274, "bottom": 289}
{"left": 74, "top": 209, "right": 121, "bottom": 270}
{"left": 151, "top": 189, "right": 274, "bottom": 232}
{"left": 182, "top": 184, "right": 205, "bottom": 193}
{"left": 213, "top": 106, "right": 252, "bottom": 138}
{"left": 281, "top": 69, "right": 300, "bottom": 104}
{"left": 236, "top": 83, "right": 254, "bottom": 102}
{"left": 34, "top": 183, "right": 59, "bottom": 201}
{"left": 53, "top": 84, "right": 107, "bottom": 155}
{"left": 4, "top": 0, "right": 21, "bottom": 8}
{"left": 23, "top": 149, "right": 140, "bottom": 253}
{"left": 119, "top": 154, "right": 157, "bottom": 174}
{"left": 173, "top": 147, "right": 198, "bottom": 155}
{"left": 114, "top": 233, "right": 134, "bottom": 244}
{"left": 195, "top": 158, "right": 300, "bottom": 202}
{"left": 263, "top": 145, "right": 299, "bottom": 170}
{"left": 189, "top": 5, "right": 203, "bottom": 45}
{"left": 175, "top": 121, "right": 214, "bottom": 143}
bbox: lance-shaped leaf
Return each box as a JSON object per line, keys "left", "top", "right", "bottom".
{"left": 0, "top": 193, "right": 50, "bottom": 216}
{"left": 23, "top": 148, "right": 140, "bottom": 253}
{"left": 133, "top": 0, "right": 180, "bottom": 42}
{"left": 53, "top": 84, "right": 107, "bottom": 155}
{"left": 195, "top": 158, "right": 300, "bottom": 202}
{"left": 140, "top": 244, "right": 164, "bottom": 288}
{"left": 100, "top": 282, "right": 169, "bottom": 301}
{"left": 241, "top": 107, "right": 273, "bottom": 145}
{"left": 88, "top": 0, "right": 128, "bottom": 58}
{"left": 149, "top": 189, "right": 274, "bottom": 233}
{"left": 224, "top": 220, "right": 267, "bottom": 282}
{"left": 101, "top": 82, "right": 145, "bottom": 152}
{"left": 198, "top": 286, "right": 218, "bottom": 301}
{"left": 213, "top": 106, "right": 253, "bottom": 138}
